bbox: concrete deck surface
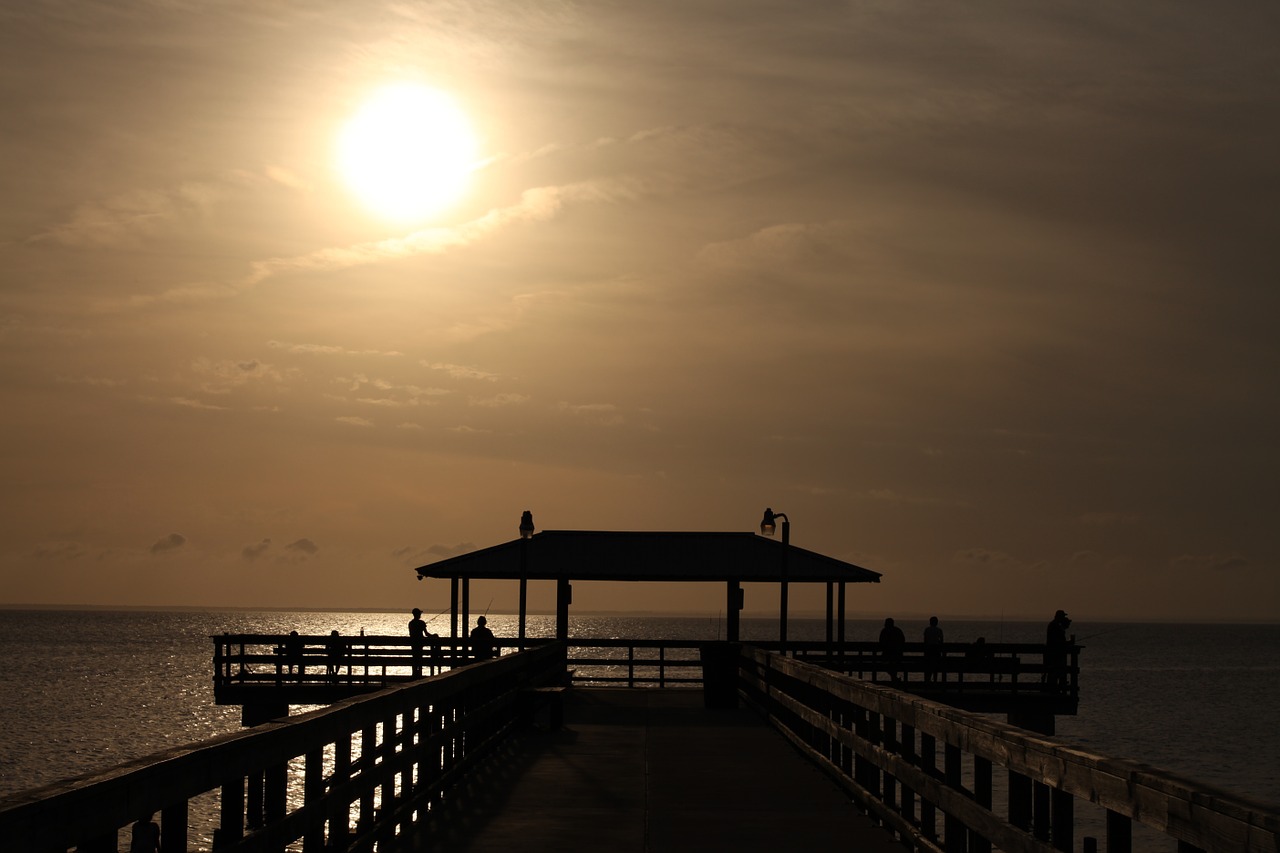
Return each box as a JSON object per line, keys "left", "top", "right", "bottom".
{"left": 420, "top": 687, "right": 903, "bottom": 852}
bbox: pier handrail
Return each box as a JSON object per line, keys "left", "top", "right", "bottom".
{"left": 212, "top": 634, "right": 1077, "bottom": 700}
{"left": 740, "top": 646, "right": 1279, "bottom": 853}
{"left": 0, "top": 643, "right": 567, "bottom": 853}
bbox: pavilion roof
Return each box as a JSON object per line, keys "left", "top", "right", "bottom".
{"left": 412, "top": 530, "right": 881, "bottom": 584}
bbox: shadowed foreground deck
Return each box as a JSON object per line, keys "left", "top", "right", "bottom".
{"left": 422, "top": 687, "right": 903, "bottom": 853}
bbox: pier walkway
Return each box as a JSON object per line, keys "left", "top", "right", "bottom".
{"left": 420, "top": 687, "right": 902, "bottom": 853}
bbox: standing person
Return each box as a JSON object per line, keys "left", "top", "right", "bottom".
{"left": 469, "top": 615, "right": 498, "bottom": 661}
{"left": 923, "top": 616, "right": 944, "bottom": 683}
{"left": 1044, "top": 609, "right": 1072, "bottom": 688}
{"left": 878, "top": 617, "right": 906, "bottom": 683}
{"left": 285, "top": 630, "right": 305, "bottom": 680}
{"left": 326, "top": 630, "right": 344, "bottom": 682}
{"left": 409, "top": 608, "right": 435, "bottom": 676}
{"left": 129, "top": 812, "right": 160, "bottom": 853}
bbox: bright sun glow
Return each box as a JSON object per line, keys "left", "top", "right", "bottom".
{"left": 338, "top": 84, "right": 478, "bottom": 223}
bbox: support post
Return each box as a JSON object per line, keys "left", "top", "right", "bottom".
{"left": 727, "top": 580, "right": 742, "bottom": 642}
{"left": 556, "top": 577, "right": 571, "bottom": 641}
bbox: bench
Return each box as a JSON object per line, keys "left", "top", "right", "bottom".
{"left": 518, "top": 685, "right": 567, "bottom": 731}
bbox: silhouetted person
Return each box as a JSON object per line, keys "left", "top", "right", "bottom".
{"left": 326, "top": 630, "right": 344, "bottom": 681}
{"left": 967, "top": 636, "right": 996, "bottom": 681}
{"left": 469, "top": 615, "right": 498, "bottom": 661}
{"left": 879, "top": 617, "right": 906, "bottom": 683}
{"left": 130, "top": 812, "right": 160, "bottom": 853}
{"left": 923, "top": 616, "right": 944, "bottom": 683}
{"left": 285, "top": 630, "right": 305, "bottom": 679}
{"left": 1044, "top": 609, "right": 1072, "bottom": 688}
{"left": 409, "top": 607, "right": 439, "bottom": 676}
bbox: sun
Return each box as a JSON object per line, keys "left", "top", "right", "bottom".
{"left": 337, "top": 84, "right": 478, "bottom": 223}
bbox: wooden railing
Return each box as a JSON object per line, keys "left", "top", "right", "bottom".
{"left": 0, "top": 643, "right": 566, "bottom": 853}
{"left": 213, "top": 635, "right": 1077, "bottom": 703}
{"left": 739, "top": 646, "right": 1279, "bottom": 853}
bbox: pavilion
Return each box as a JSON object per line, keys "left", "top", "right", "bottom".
{"left": 412, "top": 513, "right": 882, "bottom": 645}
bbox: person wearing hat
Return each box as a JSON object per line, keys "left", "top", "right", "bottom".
{"left": 1045, "top": 609, "right": 1072, "bottom": 688}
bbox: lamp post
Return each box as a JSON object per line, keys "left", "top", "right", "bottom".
{"left": 760, "top": 508, "right": 790, "bottom": 646}
{"left": 518, "top": 511, "right": 534, "bottom": 648}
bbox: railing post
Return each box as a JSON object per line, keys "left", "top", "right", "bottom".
{"left": 330, "top": 731, "right": 352, "bottom": 847}
{"left": 1106, "top": 809, "right": 1132, "bottom": 853}
{"left": 246, "top": 771, "right": 264, "bottom": 828}
{"left": 944, "top": 742, "right": 965, "bottom": 853}
{"left": 1009, "top": 768, "right": 1032, "bottom": 831}
{"left": 1033, "top": 780, "right": 1051, "bottom": 842}
{"left": 901, "top": 723, "right": 917, "bottom": 828}
{"left": 920, "top": 733, "right": 937, "bottom": 843}
{"left": 161, "top": 802, "right": 189, "bottom": 853}
{"left": 219, "top": 776, "right": 244, "bottom": 846}
{"left": 1051, "top": 788, "right": 1073, "bottom": 851}
{"left": 971, "top": 756, "right": 992, "bottom": 853}
{"left": 303, "top": 745, "right": 324, "bottom": 852}
{"left": 359, "top": 722, "right": 377, "bottom": 834}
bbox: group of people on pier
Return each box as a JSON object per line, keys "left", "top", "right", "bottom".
{"left": 876, "top": 610, "right": 1073, "bottom": 687}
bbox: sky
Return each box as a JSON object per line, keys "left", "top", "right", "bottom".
{"left": 2, "top": 1, "right": 1277, "bottom": 622}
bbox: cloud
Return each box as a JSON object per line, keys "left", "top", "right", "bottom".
{"left": 952, "top": 548, "right": 1015, "bottom": 566}
{"left": 31, "top": 540, "right": 88, "bottom": 561}
{"left": 149, "top": 533, "right": 187, "bottom": 555}
{"left": 470, "top": 393, "right": 530, "bottom": 408}
{"left": 242, "top": 538, "right": 272, "bottom": 561}
{"left": 422, "top": 362, "right": 501, "bottom": 381}
{"left": 286, "top": 538, "right": 319, "bottom": 556}
{"left": 336, "top": 416, "right": 375, "bottom": 427}
{"left": 1170, "top": 553, "right": 1249, "bottom": 573}
{"left": 557, "top": 401, "right": 624, "bottom": 425}
{"left": 192, "top": 357, "right": 286, "bottom": 394}
{"left": 394, "top": 542, "right": 477, "bottom": 565}
{"left": 132, "top": 180, "right": 633, "bottom": 306}
{"left": 28, "top": 182, "right": 227, "bottom": 248}
{"left": 268, "top": 340, "right": 402, "bottom": 357}
{"left": 167, "top": 397, "right": 228, "bottom": 411}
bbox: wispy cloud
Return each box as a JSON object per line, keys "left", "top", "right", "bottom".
{"left": 149, "top": 533, "right": 187, "bottom": 555}
{"left": 28, "top": 182, "right": 227, "bottom": 249}
{"left": 131, "top": 181, "right": 632, "bottom": 307}
{"left": 423, "top": 362, "right": 501, "bottom": 381}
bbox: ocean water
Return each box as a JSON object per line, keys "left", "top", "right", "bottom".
{"left": 1, "top": 610, "right": 1277, "bottom": 848}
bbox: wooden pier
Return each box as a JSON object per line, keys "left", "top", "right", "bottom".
{"left": 4, "top": 643, "right": 1275, "bottom": 853}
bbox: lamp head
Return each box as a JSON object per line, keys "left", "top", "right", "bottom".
{"left": 760, "top": 507, "right": 777, "bottom": 537}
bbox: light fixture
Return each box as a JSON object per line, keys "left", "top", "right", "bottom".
{"left": 760, "top": 507, "right": 788, "bottom": 538}
{"left": 519, "top": 510, "right": 535, "bottom": 539}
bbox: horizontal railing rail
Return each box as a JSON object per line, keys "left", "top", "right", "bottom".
{"left": 1, "top": 643, "right": 566, "bottom": 853}
{"left": 213, "top": 635, "right": 1076, "bottom": 702}
{"left": 739, "top": 646, "right": 1278, "bottom": 853}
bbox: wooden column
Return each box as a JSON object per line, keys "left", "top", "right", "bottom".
{"left": 726, "top": 580, "right": 742, "bottom": 642}
{"left": 556, "top": 577, "right": 571, "bottom": 640}
{"left": 449, "top": 577, "right": 459, "bottom": 641}
{"left": 461, "top": 577, "right": 471, "bottom": 641}
{"left": 825, "top": 581, "right": 834, "bottom": 647}
{"left": 837, "top": 581, "right": 847, "bottom": 643}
